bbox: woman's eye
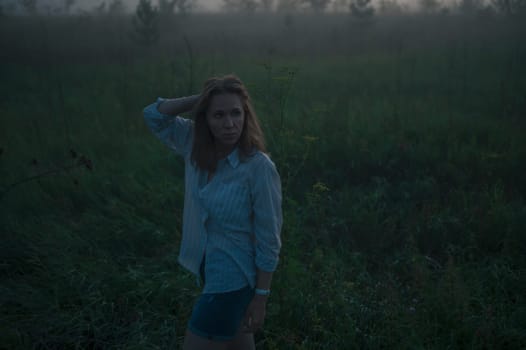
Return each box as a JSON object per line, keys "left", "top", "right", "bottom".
{"left": 232, "top": 109, "right": 242, "bottom": 117}
{"left": 214, "top": 112, "right": 223, "bottom": 119}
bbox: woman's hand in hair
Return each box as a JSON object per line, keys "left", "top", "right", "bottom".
{"left": 157, "top": 94, "right": 201, "bottom": 116}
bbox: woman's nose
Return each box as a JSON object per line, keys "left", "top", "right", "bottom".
{"left": 223, "top": 116, "right": 234, "bottom": 127}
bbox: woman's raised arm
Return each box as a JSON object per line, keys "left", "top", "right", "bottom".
{"left": 143, "top": 95, "right": 200, "bottom": 157}
{"left": 157, "top": 94, "right": 200, "bottom": 115}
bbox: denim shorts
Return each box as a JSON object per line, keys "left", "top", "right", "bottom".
{"left": 188, "top": 259, "right": 255, "bottom": 341}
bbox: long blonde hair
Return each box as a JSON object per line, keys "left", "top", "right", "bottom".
{"left": 191, "top": 75, "right": 266, "bottom": 172}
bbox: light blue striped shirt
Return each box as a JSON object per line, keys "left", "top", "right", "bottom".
{"left": 143, "top": 98, "right": 282, "bottom": 293}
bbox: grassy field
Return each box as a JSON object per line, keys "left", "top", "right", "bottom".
{"left": 1, "top": 12, "right": 526, "bottom": 349}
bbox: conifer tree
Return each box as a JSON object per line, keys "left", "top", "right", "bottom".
{"left": 350, "top": 0, "right": 375, "bottom": 19}
{"left": 131, "top": 0, "right": 160, "bottom": 46}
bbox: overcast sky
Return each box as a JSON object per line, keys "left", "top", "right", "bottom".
{"left": 70, "top": 0, "right": 238, "bottom": 12}
{"left": 68, "top": 0, "right": 422, "bottom": 13}
{"left": 67, "top": 0, "right": 219, "bottom": 12}
{"left": 6, "top": 0, "right": 438, "bottom": 15}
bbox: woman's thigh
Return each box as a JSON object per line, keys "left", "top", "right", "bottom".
{"left": 182, "top": 329, "right": 229, "bottom": 350}
{"left": 227, "top": 330, "right": 255, "bottom": 350}
{"left": 182, "top": 328, "right": 255, "bottom": 350}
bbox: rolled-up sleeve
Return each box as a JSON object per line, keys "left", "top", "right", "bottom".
{"left": 251, "top": 156, "right": 283, "bottom": 272}
{"left": 143, "top": 97, "right": 194, "bottom": 157}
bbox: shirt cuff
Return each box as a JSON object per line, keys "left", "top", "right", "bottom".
{"left": 256, "top": 256, "right": 279, "bottom": 273}
{"left": 155, "top": 97, "right": 166, "bottom": 110}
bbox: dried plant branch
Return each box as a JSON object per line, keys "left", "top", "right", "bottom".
{"left": 0, "top": 151, "right": 92, "bottom": 200}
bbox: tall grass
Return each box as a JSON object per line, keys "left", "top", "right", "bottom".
{"left": 1, "top": 12, "right": 525, "bottom": 349}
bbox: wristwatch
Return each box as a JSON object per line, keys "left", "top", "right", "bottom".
{"left": 254, "top": 288, "right": 271, "bottom": 296}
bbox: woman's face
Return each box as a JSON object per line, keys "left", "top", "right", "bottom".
{"left": 206, "top": 93, "right": 245, "bottom": 151}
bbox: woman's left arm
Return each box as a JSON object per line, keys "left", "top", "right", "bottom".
{"left": 243, "top": 155, "right": 283, "bottom": 333}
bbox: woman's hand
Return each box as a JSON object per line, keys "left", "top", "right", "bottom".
{"left": 242, "top": 294, "right": 268, "bottom": 333}
{"left": 157, "top": 94, "right": 200, "bottom": 115}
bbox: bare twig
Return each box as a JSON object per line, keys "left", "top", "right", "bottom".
{"left": 0, "top": 153, "right": 92, "bottom": 200}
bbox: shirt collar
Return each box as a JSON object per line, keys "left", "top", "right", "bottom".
{"left": 225, "top": 147, "right": 240, "bottom": 169}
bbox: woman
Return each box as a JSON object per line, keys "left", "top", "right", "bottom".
{"left": 143, "top": 75, "right": 282, "bottom": 350}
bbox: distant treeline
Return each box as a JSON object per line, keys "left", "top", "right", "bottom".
{"left": 1, "top": 0, "right": 526, "bottom": 18}
{"left": 1, "top": 9, "right": 525, "bottom": 66}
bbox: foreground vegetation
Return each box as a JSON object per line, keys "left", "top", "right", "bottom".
{"left": 1, "top": 13, "right": 525, "bottom": 349}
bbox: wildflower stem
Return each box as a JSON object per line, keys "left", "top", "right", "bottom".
{"left": 0, "top": 163, "right": 82, "bottom": 200}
